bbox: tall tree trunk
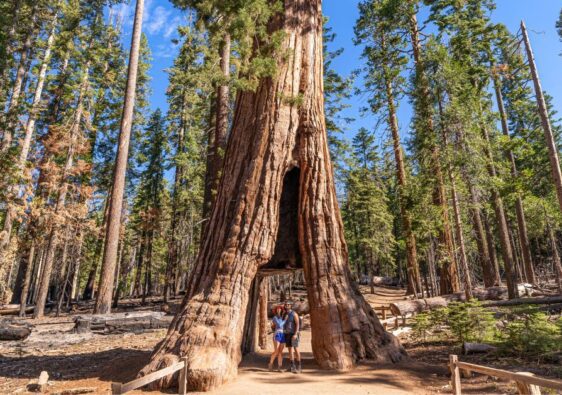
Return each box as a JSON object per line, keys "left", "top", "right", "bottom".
{"left": 133, "top": 233, "right": 146, "bottom": 297}
{"left": 467, "top": 182, "right": 498, "bottom": 286}
{"left": 0, "top": 6, "right": 37, "bottom": 152}
{"left": 95, "top": 0, "right": 145, "bottom": 315}
{"left": 380, "top": 33, "right": 421, "bottom": 297}
{"left": 479, "top": 119, "right": 518, "bottom": 299}
{"left": 210, "top": 34, "right": 231, "bottom": 205}
{"left": 436, "top": 91, "right": 472, "bottom": 298}
{"left": 409, "top": 14, "right": 459, "bottom": 295}
{"left": 202, "top": 99, "right": 216, "bottom": 221}
{"left": 521, "top": 21, "right": 562, "bottom": 214}
{"left": 140, "top": 1, "right": 404, "bottom": 390}
{"left": 164, "top": 110, "right": 186, "bottom": 302}
{"left": 18, "top": 240, "right": 35, "bottom": 317}
{"left": 258, "top": 277, "right": 269, "bottom": 350}
{"left": 493, "top": 73, "right": 535, "bottom": 284}
{"left": 546, "top": 220, "right": 562, "bottom": 294}
{"left": 483, "top": 211, "right": 501, "bottom": 283}
{"left": 70, "top": 232, "right": 84, "bottom": 301}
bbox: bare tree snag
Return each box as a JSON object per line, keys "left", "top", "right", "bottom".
{"left": 140, "top": 1, "right": 404, "bottom": 391}
{"left": 95, "top": 0, "right": 145, "bottom": 315}
{"left": 521, "top": 21, "right": 562, "bottom": 214}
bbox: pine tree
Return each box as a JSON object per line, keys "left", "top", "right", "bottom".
{"left": 343, "top": 128, "right": 395, "bottom": 281}
{"left": 163, "top": 22, "right": 211, "bottom": 300}
{"left": 355, "top": 0, "right": 422, "bottom": 296}
{"left": 95, "top": 0, "right": 145, "bottom": 314}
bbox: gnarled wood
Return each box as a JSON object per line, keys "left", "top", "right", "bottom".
{"left": 140, "top": 1, "right": 404, "bottom": 391}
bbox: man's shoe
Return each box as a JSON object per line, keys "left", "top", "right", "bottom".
{"left": 268, "top": 363, "right": 273, "bottom": 372}
{"left": 290, "top": 365, "right": 297, "bottom": 373}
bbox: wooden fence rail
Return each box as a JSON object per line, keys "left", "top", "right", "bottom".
{"left": 112, "top": 357, "right": 188, "bottom": 394}
{"left": 449, "top": 355, "right": 562, "bottom": 395}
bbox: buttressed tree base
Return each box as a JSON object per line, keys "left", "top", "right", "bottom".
{"left": 140, "top": 0, "right": 405, "bottom": 391}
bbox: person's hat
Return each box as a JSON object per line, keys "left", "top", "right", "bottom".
{"left": 284, "top": 300, "right": 294, "bottom": 305}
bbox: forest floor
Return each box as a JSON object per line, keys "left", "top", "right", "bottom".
{"left": 0, "top": 287, "right": 557, "bottom": 394}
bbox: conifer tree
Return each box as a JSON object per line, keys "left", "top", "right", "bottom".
{"left": 343, "top": 128, "right": 395, "bottom": 281}
{"left": 95, "top": 0, "right": 145, "bottom": 314}
{"left": 355, "top": 0, "right": 422, "bottom": 296}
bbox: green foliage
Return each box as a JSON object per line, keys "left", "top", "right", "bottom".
{"left": 500, "top": 309, "right": 562, "bottom": 359}
{"left": 447, "top": 300, "right": 496, "bottom": 343}
{"left": 412, "top": 312, "right": 432, "bottom": 342}
{"left": 342, "top": 128, "right": 396, "bottom": 276}
{"left": 412, "top": 300, "right": 495, "bottom": 344}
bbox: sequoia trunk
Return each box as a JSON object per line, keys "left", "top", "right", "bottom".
{"left": 140, "top": 1, "right": 404, "bottom": 391}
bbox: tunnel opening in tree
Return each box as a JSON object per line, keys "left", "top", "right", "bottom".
{"left": 261, "top": 167, "right": 302, "bottom": 272}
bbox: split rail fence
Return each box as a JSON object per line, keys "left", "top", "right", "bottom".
{"left": 449, "top": 355, "right": 562, "bottom": 395}
{"left": 111, "top": 357, "right": 188, "bottom": 394}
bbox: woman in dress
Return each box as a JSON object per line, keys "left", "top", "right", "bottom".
{"left": 268, "top": 305, "right": 286, "bottom": 371}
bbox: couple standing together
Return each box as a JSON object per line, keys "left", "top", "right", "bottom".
{"left": 268, "top": 300, "right": 302, "bottom": 373}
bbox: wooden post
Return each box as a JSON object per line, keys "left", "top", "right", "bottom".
{"left": 382, "top": 306, "right": 387, "bottom": 320}
{"left": 450, "top": 355, "right": 461, "bottom": 395}
{"left": 515, "top": 372, "right": 541, "bottom": 395}
{"left": 178, "top": 357, "right": 188, "bottom": 395}
{"left": 111, "top": 382, "right": 123, "bottom": 394}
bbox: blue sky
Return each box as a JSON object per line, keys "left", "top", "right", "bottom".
{"left": 116, "top": 0, "right": 562, "bottom": 145}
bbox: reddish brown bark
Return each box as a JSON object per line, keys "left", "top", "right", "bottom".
{"left": 140, "top": 1, "right": 404, "bottom": 390}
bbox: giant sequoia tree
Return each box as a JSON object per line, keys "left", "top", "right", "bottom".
{"left": 141, "top": 0, "right": 404, "bottom": 391}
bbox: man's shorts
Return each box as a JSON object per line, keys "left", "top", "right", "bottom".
{"left": 285, "top": 332, "right": 299, "bottom": 348}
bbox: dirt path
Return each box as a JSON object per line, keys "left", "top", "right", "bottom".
{"left": 209, "top": 329, "right": 447, "bottom": 395}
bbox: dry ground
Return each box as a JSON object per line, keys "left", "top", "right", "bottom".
{"left": 0, "top": 287, "right": 555, "bottom": 394}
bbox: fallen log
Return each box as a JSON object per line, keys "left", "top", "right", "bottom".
{"left": 462, "top": 342, "right": 498, "bottom": 355}
{"left": 389, "top": 285, "right": 534, "bottom": 317}
{"left": 0, "top": 324, "right": 32, "bottom": 340}
{"left": 0, "top": 304, "right": 34, "bottom": 316}
{"left": 483, "top": 295, "right": 562, "bottom": 308}
{"left": 74, "top": 311, "right": 172, "bottom": 334}
{"left": 472, "top": 284, "right": 531, "bottom": 301}
{"left": 389, "top": 299, "right": 428, "bottom": 317}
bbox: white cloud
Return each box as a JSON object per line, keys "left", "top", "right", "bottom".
{"left": 146, "top": 5, "right": 171, "bottom": 35}
{"left": 163, "top": 16, "right": 180, "bottom": 38}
